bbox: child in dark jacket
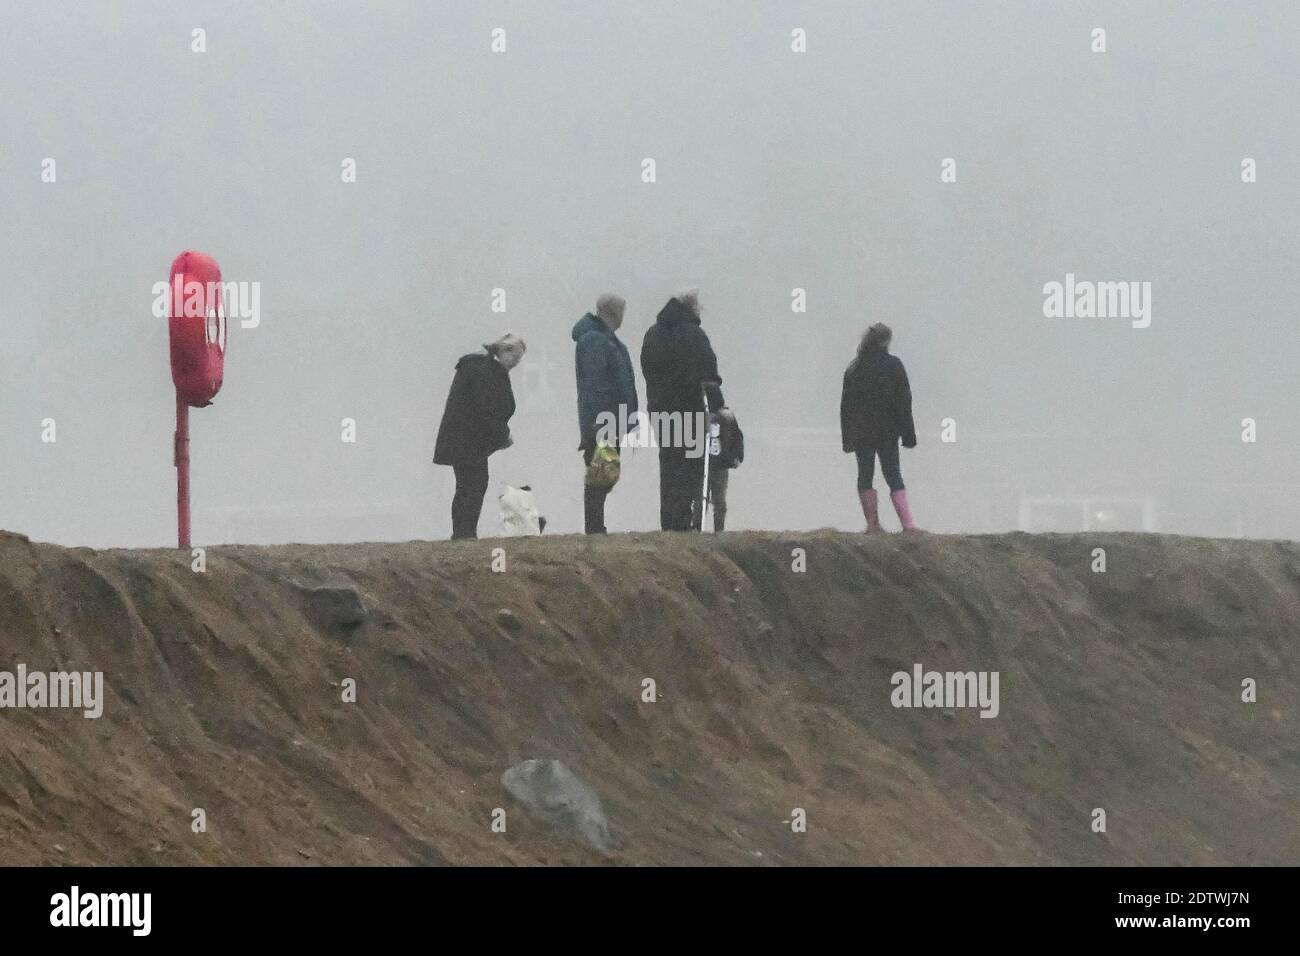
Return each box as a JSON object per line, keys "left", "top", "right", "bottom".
{"left": 696, "top": 382, "right": 743, "bottom": 532}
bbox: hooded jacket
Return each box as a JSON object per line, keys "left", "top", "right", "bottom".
{"left": 639, "top": 297, "right": 721, "bottom": 416}
{"left": 433, "top": 351, "right": 516, "bottom": 466}
{"left": 572, "top": 313, "right": 638, "bottom": 446}
{"left": 840, "top": 346, "right": 916, "bottom": 451}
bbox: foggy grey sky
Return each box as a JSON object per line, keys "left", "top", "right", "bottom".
{"left": 2, "top": 1, "right": 1298, "bottom": 546}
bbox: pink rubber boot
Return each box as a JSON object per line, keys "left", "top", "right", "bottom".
{"left": 858, "top": 489, "right": 881, "bottom": 532}
{"left": 890, "top": 489, "right": 920, "bottom": 532}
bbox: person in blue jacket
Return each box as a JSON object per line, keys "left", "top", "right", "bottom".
{"left": 572, "top": 294, "right": 639, "bottom": 533}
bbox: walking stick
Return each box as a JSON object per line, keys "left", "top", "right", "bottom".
{"left": 698, "top": 383, "right": 711, "bottom": 531}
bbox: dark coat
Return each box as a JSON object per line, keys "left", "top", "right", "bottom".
{"left": 572, "top": 313, "right": 638, "bottom": 446}
{"left": 840, "top": 347, "right": 916, "bottom": 452}
{"left": 640, "top": 298, "right": 721, "bottom": 415}
{"left": 433, "top": 351, "right": 516, "bottom": 466}
{"left": 709, "top": 406, "right": 744, "bottom": 469}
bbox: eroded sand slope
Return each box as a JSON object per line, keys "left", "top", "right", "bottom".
{"left": 0, "top": 529, "right": 1296, "bottom": 865}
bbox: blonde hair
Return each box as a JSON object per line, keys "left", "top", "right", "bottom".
{"left": 484, "top": 332, "right": 526, "bottom": 358}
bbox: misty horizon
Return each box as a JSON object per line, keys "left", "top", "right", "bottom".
{"left": 3, "top": 1, "right": 1297, "bottom": 547}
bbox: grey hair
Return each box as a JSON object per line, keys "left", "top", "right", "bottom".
{"left": 674, "top": 286, "right": 700, "bottom": 317}
{"left": 595, "top": 293, "right": 626, "bottom": 324}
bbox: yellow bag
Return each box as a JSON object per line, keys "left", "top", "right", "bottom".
{"left": 584, "top": 442, "right": 621, "bottom": 488}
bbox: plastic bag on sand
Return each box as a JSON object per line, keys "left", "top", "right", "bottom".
{"left": 498, "top": 485, "right": 541, "bottom": 536}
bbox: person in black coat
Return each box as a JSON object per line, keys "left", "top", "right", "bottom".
{"left": 840, "top": 323, "right": 919, "bottom": 532}
{"left": 640, "top": 288, "right": 721, "bottom": 531}
{"left": 434, "top": 333, "right": 525, "bottom": 539}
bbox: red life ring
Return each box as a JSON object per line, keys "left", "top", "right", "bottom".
{"left": 167, "top": 250, "right": 226, "bottom": 407}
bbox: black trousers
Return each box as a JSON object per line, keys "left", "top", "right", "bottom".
{"left": 451, "top": 460, "right": 489, "bottom": 539}
{"left": 855, "top": 443, "right": 904, "bottom": 493}
{"left": 582, "top": 445, "right": 611, "bottom": 535}
{"left": 659, "top": 445, "right": 705, "bottom": 531}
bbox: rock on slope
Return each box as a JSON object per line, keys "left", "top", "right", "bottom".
{"left": 0, "top": 528, "right": 1296, "bottom": 865}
